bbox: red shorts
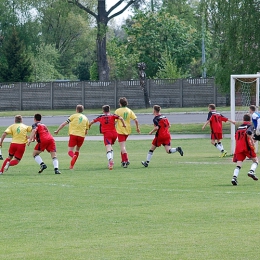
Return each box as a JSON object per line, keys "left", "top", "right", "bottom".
{"left": 233, "top": 150, "right": 257, "bottom": 162}
{"left": 117, "top": 134, "right": 128, "bottom": 142}
{"left": 34, "top": 139, "right": 56, "bottom": 152}
{"left": 68, "top": 135, "right": 85, "bottom": 148}
{"left": 152, "top": 135, "right": 171, "bottom": 147}
{"left": 103, "top": 131, "right": 118, "bottom": 146}
{"left": 211, "top": 133, "right": 223, "bottom": 140}
{"left": 9, "top": 143, "right": 26, "bottom": 160}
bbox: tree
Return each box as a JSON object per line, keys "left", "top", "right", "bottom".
{"left": 0, "top": 28, "right": 32, "bottom": 82}
{"left": 69, "top": 0, "right": 139, "bottom": 80}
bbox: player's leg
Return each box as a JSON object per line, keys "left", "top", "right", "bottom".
{"left": 68, "top": 135, "right": 76, "bottom": 158}
{"left": 231, "top": 152, "right": 245, "bottom": 185}
{"left": 1, "top": 143, "right": 17, "bottom": 173}
{"left": 217, "top": 137, "right": 227, "bottom": 157}
{"left": 47, "top": 140, "right": 61, "bottom": 174}
{"left": 141, "top": 143, "right": 156, "bottom": 167}
{"left": 104, "top": 132, "right": 117, "bottom": 170}
{"left": 164, "top": 139, "right": 184, "bottom": 156}
{"left": 118, "top": 134, "right": 129, "bottom": 167}
{"left": 247, "top": 157, "right": 258, "bottom": 181}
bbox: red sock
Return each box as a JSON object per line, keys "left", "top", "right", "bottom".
{"left": 68, "top": 151, "right": 74, "bottom": 158}
{"left": 1, "top": 158, "right": 10, "bottom": 172}
{"left": 71, "top": 152, "right": 79, "bottom": 167}
{"left": 10, "top": 159, "right": 19, "bottom": 166}
{"left": 121, "top": 152, "right": 124, "bottom": 162}
{"left": 122, "top": 153, "right": 128, "bottom": 162}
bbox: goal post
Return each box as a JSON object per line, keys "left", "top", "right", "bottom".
{"left": 230, "top": 73, "right": 260, "bottom": 154}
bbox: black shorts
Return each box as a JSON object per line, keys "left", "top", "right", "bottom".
{"left": 253, "top": 134, "right": 260, "bottom": 141}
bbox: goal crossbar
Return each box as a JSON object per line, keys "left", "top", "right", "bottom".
{"left": 230, "top": 73, "right": 260, "bottom": 154}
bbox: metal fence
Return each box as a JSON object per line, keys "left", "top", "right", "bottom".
{"left": 0, "top": 78, "right": 227, "bottom": 110}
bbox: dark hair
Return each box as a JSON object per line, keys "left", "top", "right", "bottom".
{"left": 153, "top": 105, "right": 161, "bottom": 113}
{"left": 15, "top": 115, "right": 22, "bottom": 123}
{"left": 250, "top": 105, "right": 256, "bottom": 112}
{"left": 34, "top": 114, "right": 42, "bottom": 121}
{"left": 102, "top": 105, "right": 110, "bottom": 113}
{"left": 208, "top": 104, "right": 216, "bottom": 110}
{"left": 119, "top": 97, "right": 128, "bottom": 107}
{"left": 243, "top": 114, "right": 251, "bottom": 122}
{"left": 76, "top": 104, "right": 84, "bottom": 113}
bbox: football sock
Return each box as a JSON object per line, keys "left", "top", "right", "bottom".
{"left": 122, "top": 153, "right": 128, "bottom": 162}
{"left": 169, "top": 148, "right": 177, "bottom": 153}
{"left": 111, "top": 150, "right": 114, "bottom": 159}
{"left": 9, "top": 159, "right": 19, "bottom": 166}
{"left": 1, "top": 158, "right": 10, "bottom": 172}
{"left": 250, "top": 162, "right": 258, "bottom": 172}
{"left": 68, "top": 151, "right": 74, "bottom": 158}
{"left": 52, "top": 157, "right": 59, "bottom": 169}
{"left": 214, "top": 143, "right": 222, "bottom": 152}
{"left": 218, "top": 142, "right": 224, "bottom": 151}
{"left": 106, "top": 151, "right": 112, "bottom": 161}
{"left": 71, "top": 152, "right": 79, "bottom": 167}
{"left": 146, "top": 150, "right": 153, "bottom": 162}
{"left": 34, "top": 155, "right": 43, "bottom": 165}
{"left": 233, "top": 166, "right": 241, "bottom": 177}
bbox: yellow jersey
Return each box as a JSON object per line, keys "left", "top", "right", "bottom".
{"left": 66, "top": 113, "right": 89, "bottom": 137}
{"left": 5, "top": 123, "right": 32, "bottom": 144}
{"left": 115, "top": 107, "right": 137, "bottom": 135}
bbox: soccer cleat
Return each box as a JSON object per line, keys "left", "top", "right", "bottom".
{"left": 69, "top": 165, "right": 74, "bottom": 170}
{"left": 176, "top": 147, "right": 183, "bottom": 156}
{"left": 126, "top": 161, "right": 130, "bottom": 166}
{"left": 0, "top": 171, "right": 3, "bottom": 175}
{"left": 141, "top": 161, "right": 149, "bottom": 167}
{"left": 0, "top": 155, "right": 3, "bottom": 160}
{"left": 231, "top": 176, "right": 238, "bottom": 186}
{"left": 247, "top": 170, "right": 258, "bottom": 181}
{"left": 220, "top": 150, "right": 227, "bottom": 158}
{"left": 38, "top": 164, "right": 47, "bottom": 173}
{"left": 108, "top": 159, "right": 114, "bottom": 170}
{"left": 4, "top": 162, "right": 10, "bottom": 172}
{"left": 54, "top": 169, "right": 61, "bottom": 174}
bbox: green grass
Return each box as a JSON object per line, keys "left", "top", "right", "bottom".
{"left": 1, "top": 139, "right": 260, "bottom": 259}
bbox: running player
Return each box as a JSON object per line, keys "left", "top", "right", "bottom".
{"left": 115, "top": 97, "right": 140, "bottom": 168}
{"left": 249, "top": 105, "right": 260, "bottom": 141}
{"left": 0, "top": 115, "right": 32, "bottom": 174}
{"left": 89, "top": 105, "right": 126, "bottom": 170}
{"left": 28, "top": 114, "right": 61, "bottom": 174}
{"left": 202, "top": 103, "right": 235, "bottom": 157}
{"left": 231, "top": 114, "right": 258, "bottom": 185}
{"left": 141, "top": 105, "right": 183, "bottom": 167}
{"left": 54, "top": 104, "right": 89, "bottom": 169}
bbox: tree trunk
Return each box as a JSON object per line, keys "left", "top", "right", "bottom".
{"left": 97, "top": 0, "right": 109, "bottom": 81}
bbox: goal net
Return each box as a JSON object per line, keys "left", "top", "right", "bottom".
{"left": 230, "top": 74, "right": 260, "bottom": 154}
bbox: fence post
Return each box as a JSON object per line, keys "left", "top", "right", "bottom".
{"left": 82, "top": 81, "right": 85, "bottom": 106}
{"left": 114, "top": 80, "right": 118, "bottom": 109}
{"left": 213, "top": 78, "right": 217, "bottom": 106}
{"left": 180, "top": 79, "right": 183, "bottom": 108}
{"left": 51, "top": 81, "right": 53, "bottom": 110}
{"left": 19, "top": 82, "right": 22, "bottom": 110}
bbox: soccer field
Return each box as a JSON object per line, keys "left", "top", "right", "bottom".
{"left": 1, "top": 139, "right": 259, "bottom": 260}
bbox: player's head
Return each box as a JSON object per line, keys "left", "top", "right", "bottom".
{"left": 34, "top": 113, "right": 42, "bottom": 122}
{"left": 76, "top": 104, "right": 84, "bottom": 113}
{"left": 102, "top": 105, "right": 110, "bottom": 113}
{"left": 208, "top": 104, "right": 216, "bottom": 111}
{"left": 243, "top": 114, "right": 251, "bottom": 122}
{"left": 15, "top": 115, "right": 22, "bottom": 123}
{"left": 249, "top": 105, "right": 256, "bottom": 114}
{"left": 119, "top": 97, "right": 128, "bottom": 107}
{"left": 153, "top": 105, "right": 161, "bottom": 114}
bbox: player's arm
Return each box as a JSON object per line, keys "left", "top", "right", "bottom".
{"left": 118, "top": 116, "right": 126, "bottom": 127}
{"left": 89, "top": 120, "right": 96, "bottom": 128}
{"left": 134, "top": 118, "right": 141, "bottom": 133}
{"left": 149, "top": 126, "right": 159, "bottom": 135}
{"left": 255, "top": 118, "right": 260, "bottom": 135}
{"left": 27, "top": 129, "right": 36, "bottom": 146}
{"left": 202, "top": 120, "right": 210, "bottom": 130}
{"left": 0, "top": 132, "right": 7, "bottom": 147}
{"left": 227, "top": 118, "right": 236, "bottom": 125}
{"left": 54, "top": 121, "right": 68, "bottom": 134}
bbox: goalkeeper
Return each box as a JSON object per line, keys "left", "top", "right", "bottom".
{"left": 249, "top": 105, "right": 260, "bottom": 141}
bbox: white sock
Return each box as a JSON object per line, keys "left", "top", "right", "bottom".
{"left": 169, "top": 148, "right": 177, "bottom": 153}
{"left": 53, "top": 157, "right": 59, "bottom": 169}
{"left": 34, "top": 155, "right": 43, "bottom": 165}
{"left": 233, "top": 166, "right": 240, "bottom": 178}
{"left": 146, "top": 150, "right": 153, "bottom": 162}
{"left": 111, "top": 150, "right": 114, "bottom": 159}
{"left": 250, "top": 162, "right": 258, "bottom": 172}
{"left": 215, "top": 144, "right": 222, "bottom": 152}
{"left": 106, "top": 151, "right": 112, "bottom": 161}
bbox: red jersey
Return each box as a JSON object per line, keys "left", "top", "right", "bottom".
{"left": 93, "top": 114, "right": 120, "bottom": 133}
{"left": 207, "top": 111, "right": 228, "bottom": 134}
{"left": 153, "top": 115, "right": 171, "bottom": 138}
{"left": 32, "top": 122, "right": 54, "bottom": 143}
{"left": 235, "top": 122, "right": 255, "bottom": 154}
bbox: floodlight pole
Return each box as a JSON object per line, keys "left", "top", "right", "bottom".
{"left": 230, "top": 75, "right": 236, "bottom": 155}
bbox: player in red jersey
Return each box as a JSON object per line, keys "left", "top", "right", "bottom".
{"left": 202, "top": 103, "right": 235, "bottom": 157}
{"left": 0, "top": 115, "right": 32, "bottom": 174}
{"left": 141, "top": 105, "right": 183, "bottom": 167}
{"left": 231, "top": 114, "right": 258, "bottom": 185}
{"left": 27, "top": 114, "right": 61, "bottom": 174}
{"left": 89, "top": 105, "right": 126, "bottom": 170}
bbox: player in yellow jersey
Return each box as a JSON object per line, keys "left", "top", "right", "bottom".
{"left": 115, "top": 97, "right": 140, "bottom": 168}
{"left": 0, "top": 115, "right": 32, "bottom": 174}
{"left": 54, "top": 104, "right": 89, "bottom": 169}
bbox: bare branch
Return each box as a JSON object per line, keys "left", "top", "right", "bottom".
{"left": 108, "top": 0, "right": 136, "bottom": 21}
{"left": 68, "top": 0, "right": 98, "bottom": 19}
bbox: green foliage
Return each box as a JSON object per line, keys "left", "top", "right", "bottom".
{"left": 90, "top": 61, "right": 99, "bottom": 80}
{"left": 124, "top": 10, "right": 201, "bottom": 78}
{"left": 0, "top": 28, "right": 32, "bottom": 82}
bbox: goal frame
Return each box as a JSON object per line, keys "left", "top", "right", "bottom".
{"left": 230, "top": 73, "right": 260, "bottom": 154}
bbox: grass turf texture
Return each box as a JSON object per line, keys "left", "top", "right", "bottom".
{"left": 1, "top": 139, "right": 260, "bottom": 259}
